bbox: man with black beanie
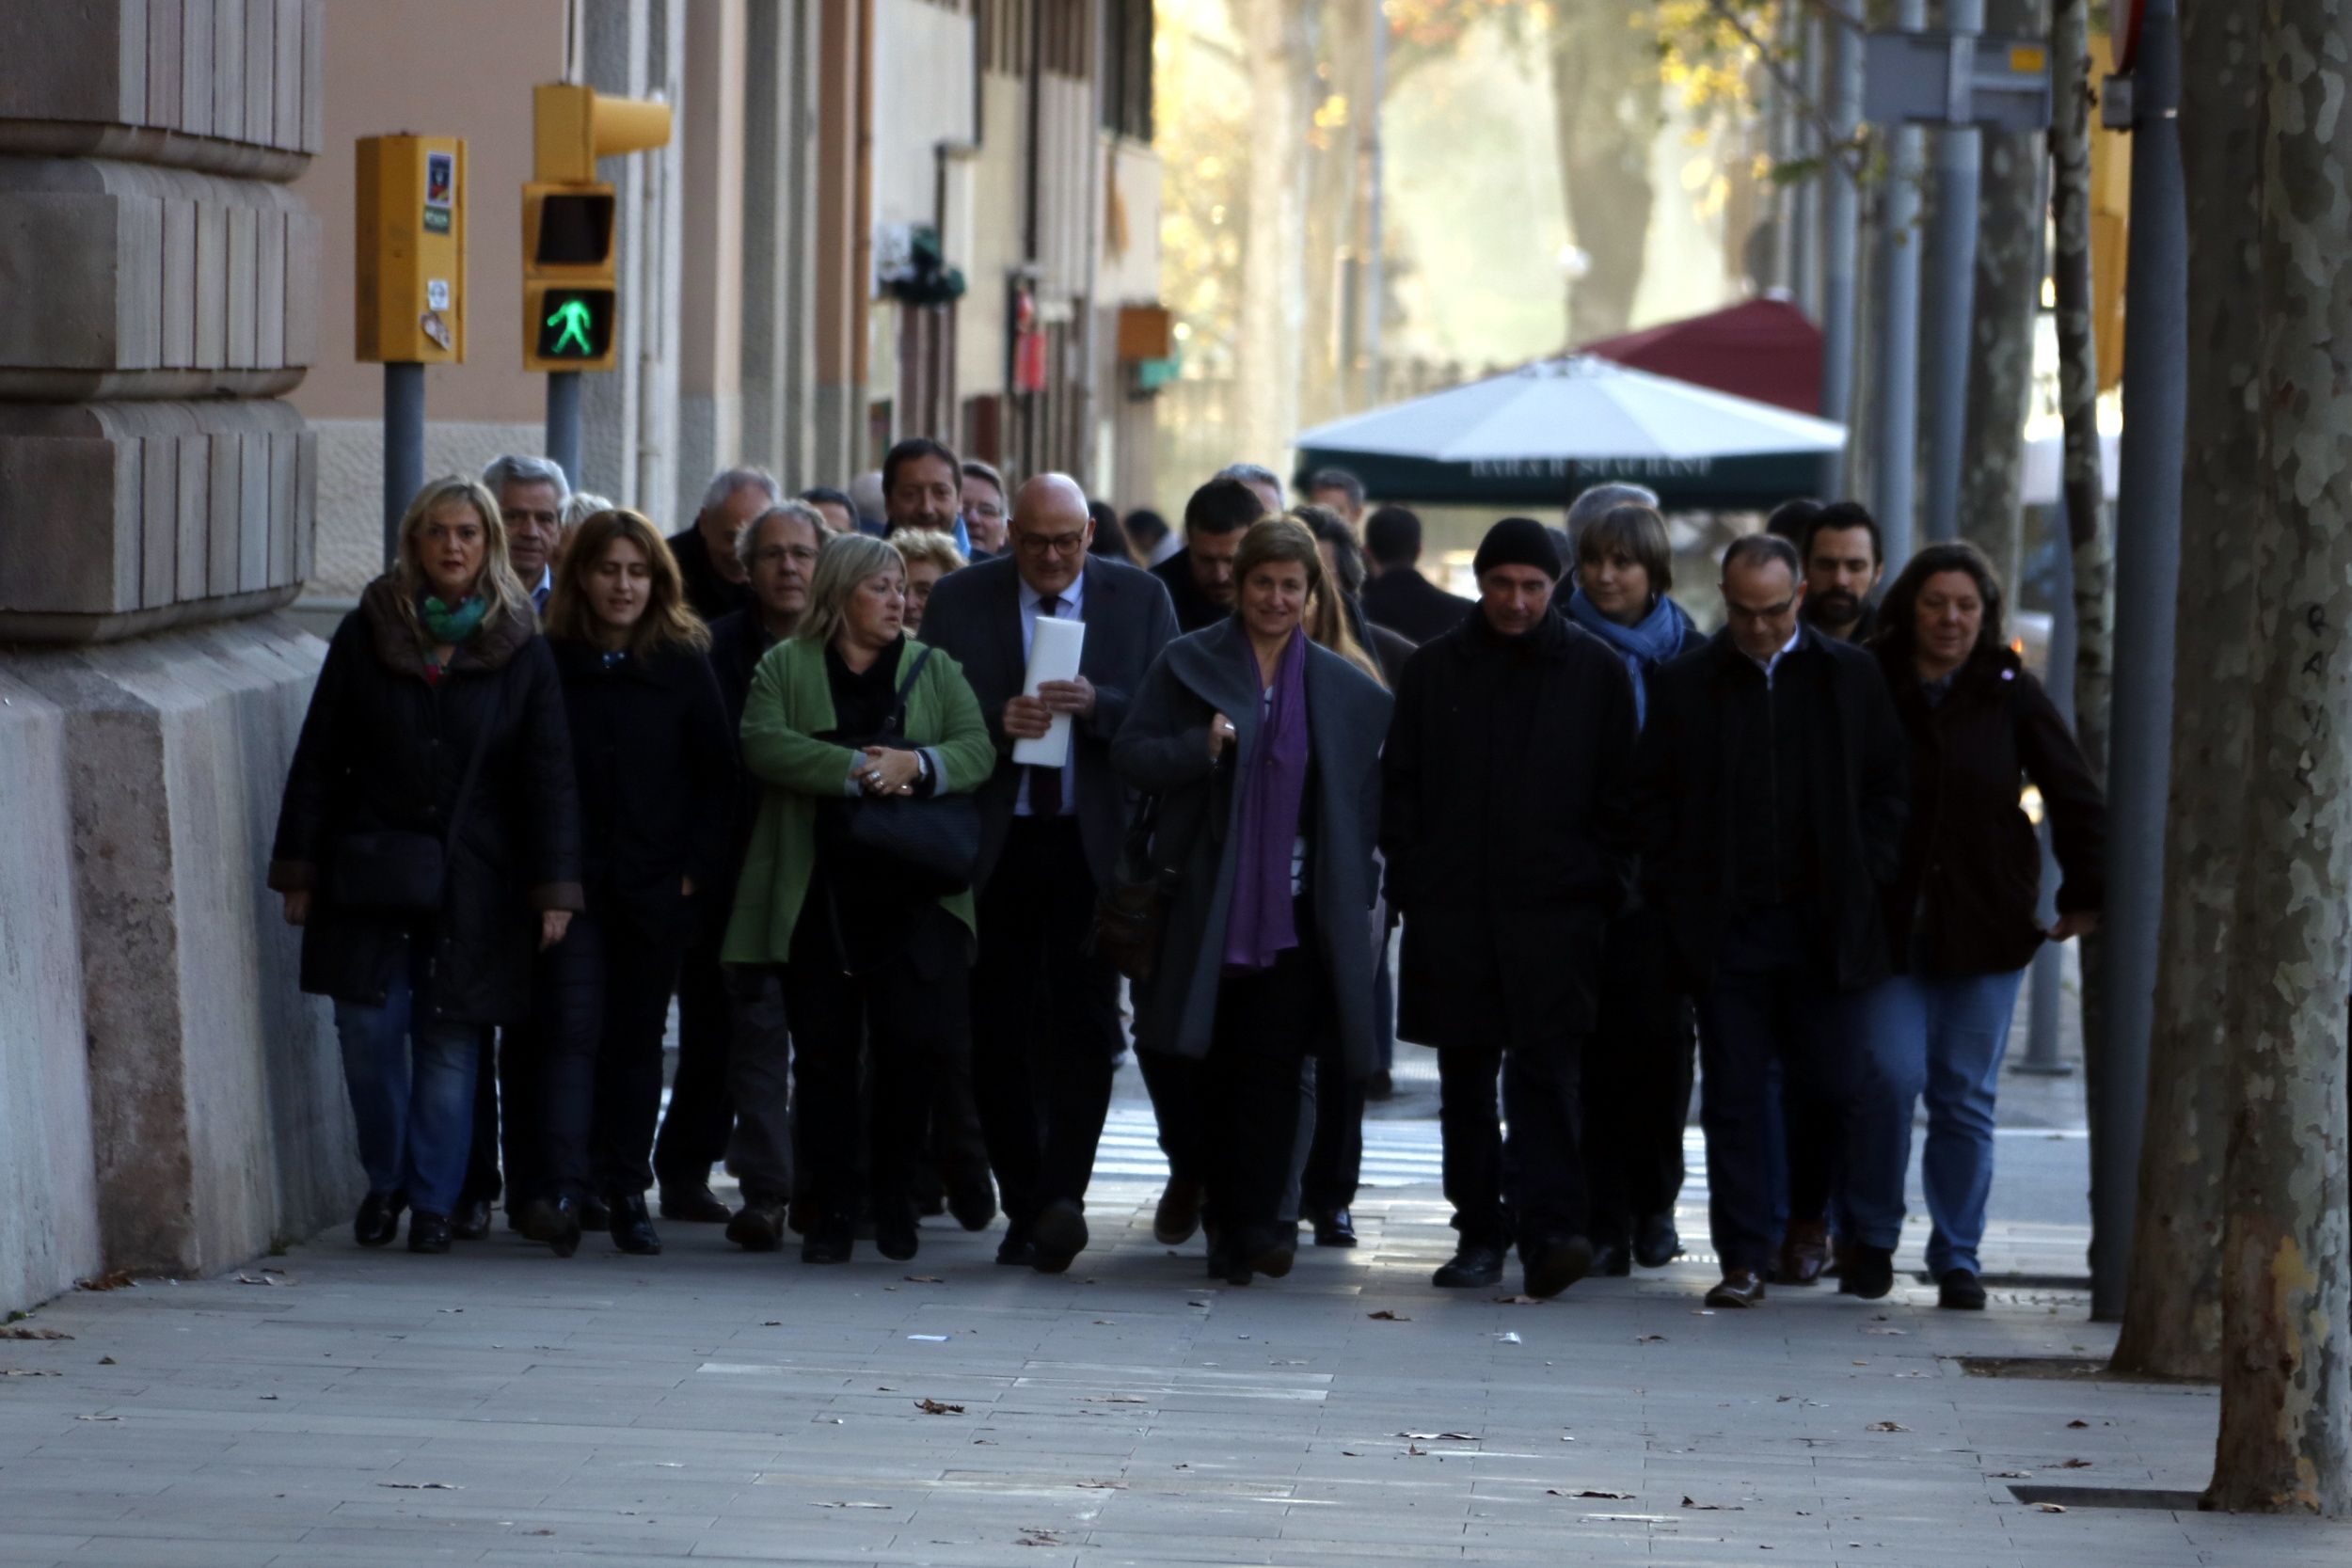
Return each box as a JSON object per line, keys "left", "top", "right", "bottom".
{"left": 1380, "top": 517, "right": 1638, "bottom": 1298}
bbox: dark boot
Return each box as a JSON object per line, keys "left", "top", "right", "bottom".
{"left": 1432, "top": 1242, "right": 1506, "bottom": 1290}
{"left": 607, "top": 1194, "right": 661, "bottom": 1256}
{"left": 658, "top": 1184, "right": 732, "bottom": 1224}
{"left": 874, "top": 1200, "right": 919, "bottom": 1262}
{"left": 405, "top": 1212, "right": 453, "bottom": 1254}
{"left": 1633, "top": 1210, "right": 1683, "bottom": 1269}
{"left": 726, "top": 1195, "right": 788, "bottom": 1253}
{"left": 1521, "top": 1233, "right": 1596, "bottom": 1299}
{"left": 354, "top": 1190, "right": 405, "bottom": 1248}
{"left": 518, "top": 1196, "right": 583, "bottom": 1259}
{"left": 1840, "top": 1244, "right": 1896, "bottom": 1300}
{"left": 451, "top": 1196, "right": 494, "bottom": 1242}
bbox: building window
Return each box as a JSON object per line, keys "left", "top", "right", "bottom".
{"left": 1102, "top": 0, "right": 1152, "bottom": 139}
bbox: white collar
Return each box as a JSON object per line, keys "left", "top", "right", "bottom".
{"left": 1750, "top": 625, "right": 1802, "bottom": 681}
{"left": 1020, "top": 569, "right": 1085, "bottom": 613}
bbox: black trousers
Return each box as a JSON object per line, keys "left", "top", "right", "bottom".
{"left": 1581, "top": 910, "right": 1695, "bottom": 1250}
{"left": 462, "top": 1030, "right": 505, "bottom": 1205}
{"left": 531, "top": 909, "right": 686, "bottom": 1200}
{"left": 1301, "top": 1057, "right": 1364, "bottom": 1213}
{"left": 721, "top": 963, "right": 795, "bottom": 1204}
{"left": 1199, "top": 944, "right": 1320, "bottom": 1240}
{"left": 652, "top": 926, "right": 735, "bottom": 1193}
{"left": 968, "top": 817, "right": 1120, "bottom": 1227}
{"left": 1437, "top": 1031, "right": 1591, "bottom": 1251}
{"left": 783, "top": 902, "right": 969, "bottom": 1221}
{"left": 1139, "top": 1045, "right": 1203, "bottom": 1185}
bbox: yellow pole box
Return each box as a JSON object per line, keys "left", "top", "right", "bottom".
{"left": 356, "top": 135, "right": 467, "bottom": 364}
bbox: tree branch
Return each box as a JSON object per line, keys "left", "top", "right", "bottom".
{"left": 1696, "top": 0, "right": 1869, "bottom": 182}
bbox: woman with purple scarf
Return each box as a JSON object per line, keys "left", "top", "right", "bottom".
{"left": 1112, "top": 518, "right": 1393, "bottom": 1285}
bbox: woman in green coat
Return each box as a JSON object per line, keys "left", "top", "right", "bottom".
{"left": 722, "top": 533, "right": 994, "bottom": 1265}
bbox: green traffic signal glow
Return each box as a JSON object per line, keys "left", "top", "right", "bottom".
{"left": 533, "top": 288, "right": 613, "bottom": 362}
{"left": 546, "top": 298, "right": 596, "bottom": 356}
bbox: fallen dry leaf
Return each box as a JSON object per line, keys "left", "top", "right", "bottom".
{"left": 1406, "top": 1442, "right": 1425, "bottom": 1456}
{"left": 2059, "top": 1458, "right": 2094, "bottom": 1469}
{"left": 97, "top": 1356, "right": 116, "bottom": 1366}
{"left": 1681, "top": 1496, "right": 1743, "bottom": 1511}
{"left": 903, "top": 1275, "right": 944, "bottom": 1284}
{"left": 1635, "top": 1334, "right": 1666, "bottom": 1343}
{"left": 1866, "top": 1421, "right": 1911, "bottom": 1433}
{"left": 914, "top": 1399, "right": 964, "bottom": 1416}
{"left": 1074, "top": 1480, "right": 1125, "bottom": 1490}
{"left": 1016, "top": 1528, "right": 1062, "bottom": 1546}
{"left": 2066, "top": 1419, "right": 2090, "bottom": 1429}
{"left": 0, "top": 1326, "right": 71, "bottom": 1341}
{"left": 73, "top": 1414, "right": 119, "bottom": 1422}
{"left": 1557, "top": 1488, "right": 1634, "bottom": 1499}
{"left": 1366, "top": 1310, "right": 1409, "bottom": 1322}
{"left": 234, "top": 1273, "right": 294, "bottom": 1287}
{"left": 1994, "top": 1470, "right": 2033, "bottom": 1479}
{"left": 2033, "top": 1501, "right": 2068, "bottom": 1513}
{"left": 376, "top": 1481, "right": 459, "bottom": 1490}
{"left": 75, "top": 1271, "right": 136, "bottom": 1291}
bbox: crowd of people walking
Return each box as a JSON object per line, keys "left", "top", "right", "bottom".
{"left": 271, "top": 440, "right": 2106, "bottom": 1309}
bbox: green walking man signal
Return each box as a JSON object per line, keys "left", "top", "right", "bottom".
{"left": 547, "top": 298, "right": 596, "bottom": 356}
{"left": 532, "top": 288, "right": 612, "bottom": 363}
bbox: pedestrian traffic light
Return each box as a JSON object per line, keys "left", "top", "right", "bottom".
{"left": 521, "top": 83, "right": 670, "bottom": 372}
{"left": 356, "top": 135, "right": 466, "bottom": 364}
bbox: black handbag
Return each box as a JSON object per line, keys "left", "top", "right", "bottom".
{"left": 1087, "top": 791, "right": 1176, "bottom": 982}
{"left": 329, "top": 684, "right": 504, "bottom": 916}
{"left": 835, "top": 644, "right": 982, "bottom": 894}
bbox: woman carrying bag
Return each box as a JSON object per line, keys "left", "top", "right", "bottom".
{"left": 519, "top": 509, "right": 739, "bottom": 1258}
{"left": 1110, "top": 517, "right": 1391, "bottom": 1285}
{"left": 721, "top": 533, "right": 994, "bottom": 1265}
{"left": 269, "top": 477, "right": 582, "bottom": 1254}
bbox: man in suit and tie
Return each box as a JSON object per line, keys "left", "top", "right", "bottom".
{"left": 919, "top": 474, "right": 1183, "bottom": 1271}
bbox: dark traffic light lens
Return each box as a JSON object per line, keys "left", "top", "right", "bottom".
{"left": 536, "top": 289, "right": 614, "bottom": 360}
{"left": 535, "top": 193, "right": 614, "bottom": 264}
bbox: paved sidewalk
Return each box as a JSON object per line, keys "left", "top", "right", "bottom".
{"left": 3, "top": 1148, "right": 2344, "bottom": 1568}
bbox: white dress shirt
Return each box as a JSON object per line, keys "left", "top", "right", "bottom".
{"left": 1014, "top": 571, "right": 1083, "bottom": 816}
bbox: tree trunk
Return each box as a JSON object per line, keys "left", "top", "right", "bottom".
{"left": 2204, "top": 0, "right": 2352, "bottom": 1515}
{"left": 1954, "top": 0, "right": 2048, "bottom": 591}
{"left": 1549, "top": 2, "right": 1661, "bottom": 343}
{"left": 1296, "top": 0, "right": 1367, "bottom": 431}
{"left": 2108, "top": 0, "right": 2262, "bottom": 1384}
{"left": 1236, "top": 0, "right": 1311, "bottom": 467}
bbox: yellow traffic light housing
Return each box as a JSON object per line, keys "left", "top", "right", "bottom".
{"left": 521, "top": 85, "right": 670, "bottom": 372}
{"left": 356, "top": 135, "right": 466, "bottom": 364}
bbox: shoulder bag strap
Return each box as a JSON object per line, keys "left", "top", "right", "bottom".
{"left": 888, "top": 642, "right": 936, "bottom": 733}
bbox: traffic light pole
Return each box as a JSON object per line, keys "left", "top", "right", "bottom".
{"left": 383, "top": 360, "right": 424, "bottom": 565}
{"left": 1922, "top": 0, "right": 1983, "bottom": 546}
{"left": 547, "top": 371, "right": 582, "bottom": 491}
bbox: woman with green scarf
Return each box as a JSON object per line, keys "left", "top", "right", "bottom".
{"left": 270, "top": 476, "right": 584, "bottom": 1255}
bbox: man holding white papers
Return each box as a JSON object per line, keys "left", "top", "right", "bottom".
{"left": 919, "top": 475, "right": 1182, "bottom": 1272}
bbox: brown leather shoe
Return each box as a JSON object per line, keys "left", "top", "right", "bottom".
{"left": 1776, "top": 1218, "right": 1832, "bottom": 1286}
{"left": 1705, "top": 1268, "right": 1768, "bottom": 1308}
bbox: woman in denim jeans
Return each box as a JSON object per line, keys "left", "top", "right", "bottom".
{"left": 269, "top": 477, "right": 583, "bottom": 1253}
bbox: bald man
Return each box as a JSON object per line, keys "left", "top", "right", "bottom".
{"left": 918, "top": 475, "right": 1182, "bottom": 1273}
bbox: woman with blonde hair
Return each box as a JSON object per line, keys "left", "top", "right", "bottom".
{"left": 269, "top": 477, "right": 582, "bottom": 1254}
{"left": 511, "top": 509, "right": 738, "bottom": 1257}
{"left": 1111, "top": 517, "right": 1392, "bottom": 1284}
{"left": 890, "top": 527, "right": 967, "bottom": 634}
{"left": 722, "top": 532, "right": 995, "bottom": 1263}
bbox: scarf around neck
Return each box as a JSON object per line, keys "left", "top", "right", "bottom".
{"left": 1565, "top": 587, "right": 1689, "bottom": 728}
{"left": 420, "top": 594, "right": 490, "bottom": 647}
{"left": 1223, "top": 626, "right": 1311, "bottom": 974}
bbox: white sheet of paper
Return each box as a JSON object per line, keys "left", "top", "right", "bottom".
{"left": 1011, "top": 615, "right": 1085, "bottom": 768}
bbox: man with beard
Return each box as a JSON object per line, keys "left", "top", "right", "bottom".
{"left": 1801, "top": 501, "right": 1885, "bottom": 643}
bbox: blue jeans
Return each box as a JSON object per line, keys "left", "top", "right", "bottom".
{"left": 333, "top": 962, "right": 483, "bottom": 1217}
{"left": 1858, "top": 968, "right": 2026, "bottom": 1277}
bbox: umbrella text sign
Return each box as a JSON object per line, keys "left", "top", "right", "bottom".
{"left": 1294, "top": 356, "right": 1846, "bottom": 511}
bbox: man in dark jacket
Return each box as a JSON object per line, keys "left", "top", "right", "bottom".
{"left": 919, "top": 474, "right": 1182, "bottom": 1272}
{"left": 1630, "top": 532, "right": 1909, "bottom": 1309}
{"left": 1360, "top": 505, "right": 1473, "bottom": 645}
{"left": 666, "top": 467, "right": 778, "bottom": 626}
{"left": 1152, "top": 475, "right": 1261, "bottom": 632}
{"left": 1382, "top": 517, "right": 1638, "bottom": 1299}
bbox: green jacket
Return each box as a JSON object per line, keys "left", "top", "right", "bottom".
{"left": 720, "top": 636, "right": 995, "bottom": 966}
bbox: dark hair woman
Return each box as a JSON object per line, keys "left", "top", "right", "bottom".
{"left": 268, "top": 477, "right": 582, "bottom": 1254}
{"left": 1863, "top": 540, "right": 2106, "bottom": 1311}
{"left": 509, "top": 510, "right": 739, "bottom": 1257}
{"left": 719, "top": 532, "right": 995, "bottom": 1264}
{"left": 1561, "top": 501, "right": 1700, "bottom": 1275}
{"left": 1111, "top": 517, "right": 1393, "bottom": 1284}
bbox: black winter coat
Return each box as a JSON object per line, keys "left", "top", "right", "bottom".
{"left": 1151, "top": 548, "right": 1231, "bottom": 633}
{"left": 1362, "top": 566, "right": 1474, "bottom": 645}
{"left": 1381, "top": 610, "right": 1638, "bottom": 1048}
{"left": 1630, "top": 626, "right": 1908, "bottom": 995}
{"left": 549, "top": 637, "right": 739, "bottom": 945}
{"left": 1875, "top": 641, "right": 2106, "bottom": 976}
{"left": 269, "top": 578, "right": 584, "bottom": 1024}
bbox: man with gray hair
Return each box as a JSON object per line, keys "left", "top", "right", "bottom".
{"left": 481, "top": 454, "right": 570, "bottom": 613}
{"left": 1215, "top": 462, "right": 1286, "bottom": 517}
{"left": 668, "top": 467, "right": 782, "bottom": 625}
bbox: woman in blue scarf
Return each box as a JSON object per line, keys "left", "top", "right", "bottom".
{"left": 1562, "top": 501, "right": 1700, "bottom": 1276}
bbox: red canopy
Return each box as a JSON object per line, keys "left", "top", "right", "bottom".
{"left": 1579, "top": 297, "right": 1823, "bottom": 416}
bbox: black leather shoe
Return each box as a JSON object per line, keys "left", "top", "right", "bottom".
{"left": 354, "top": 1190, "right": 405, "bottom": 1248}
{"left": 1309, "top": 1207, "right": 1358, "bottom": 1248}
{"left": 1241, "top": 1227, "right": 1296, "bottom": 1280}
{"left": 518, "top": 1196, "right": 582, "bottom": 1259}
{"left": 1633, "top": 1211, "right": 1682, "bottom": 1269}
{"left": 1705, "top": 1268, "right": 1767, "bottom": 1308}
{"left": 1840, "top": 1244, "right": 1896, "bottom": 1299}
{"left": 580, "top": 1196, "right": 611, "bottom": 1229}
{"left": 1589, "top": 1242, "right": 1632, "bottom": 1278}
{"left": 874, "top": 1202, "right": 919, "bottom": 1262}
{"left": 1432, "top": 1242, "right": 1507, "bottom": 1290}
{"left": 994, "top": 1225, "right": 1036, "bottom": 1267}
{"left": 726, "top": 1196, "right": 787, "bottom": 1253}
{"left": 406, "top": 1211, "right": 453, "bottom": 1254}
{"left": 659, "top": 1184, "right": 733, "bottom": 1224}
{"left": 1152, "top": 1179, "right": 1202, "bottom": 1245}
{"left": 1938, "top": 1268, "right": 1987, "bottom": 1310}
{"left": 608, "top": 1194, "right": 661, "bottom": 1256}
{"left": 451, "top": 1197, "right": 494, "bottom": 1242}
{"left": 802, "top": 1217, "right": 853, "bottom": 1264}
{"left": 1031, "top": 1198, "right": 1089, "bottom": 1273}
{"left": 946, "top": 1170, "right": 997, "bottom": 1232}
{"left": 1521, "top": 1233, "right": 1596, "bottom": 1299}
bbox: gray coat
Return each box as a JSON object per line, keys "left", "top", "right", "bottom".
{"left": 1109, "top": 620, "right": 1393, "bottom": 1077}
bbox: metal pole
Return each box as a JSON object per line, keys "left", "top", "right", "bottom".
{"left": 2091, "top": 0, "right": 2186, "bottom": 1323}
{"left": 382, "top": 361, "right": 424, "bottom": 567}
{"left": 1869, "top": 0, "right": 1928, "bottom": 561}
{"left": 1923, "top": 1, "right": 1983, "bottom": 546}
{"left": 2020, "top": 508, "right": 2079, "bottom": 1076}
{"left": 1819, "top": 0, "right": 1863, "bottom": 457}
{"left": 546, "top": 371, "right": 583, "bottom": 491}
